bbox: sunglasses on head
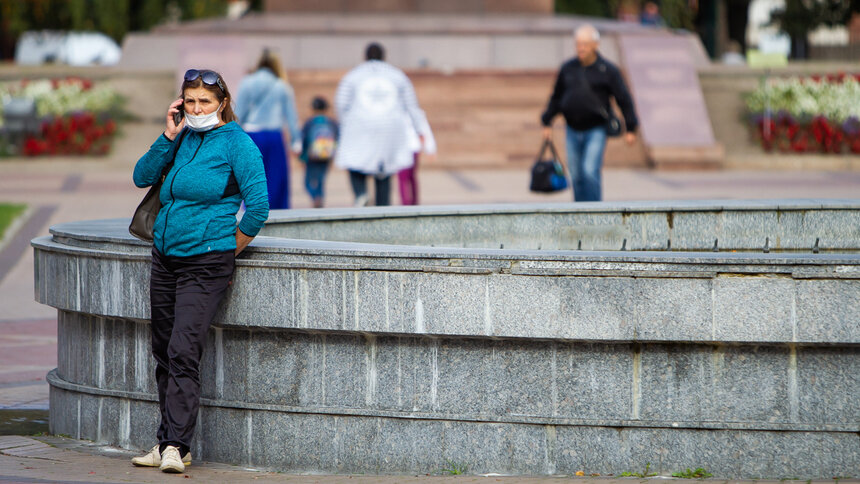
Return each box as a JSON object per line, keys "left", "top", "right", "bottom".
{"left": 183, "top": 69, "right": 225, "bottom": 92}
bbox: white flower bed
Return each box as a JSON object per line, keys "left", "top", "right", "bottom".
{"left": 746, "top": 76, "right": 860, "bottom": 122}
{"left": 0, "top": 78, "right": 121, "bottom": 127}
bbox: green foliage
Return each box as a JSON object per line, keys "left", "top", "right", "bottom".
{"left": 0, "top": 0, "right": 247, "bottom": 45}
{"left": 133, "top": 0, "right": 171, "bottom": 31}
{"left": 620, "top": 462, "right": 658, "bottom": 478}
{"left": 554, "top": 0, "right": 693, "bottom": 30}
{"left": 555, "top": 0, "right": 616, "bottom": 17}
{"left": 659, "top": 0, "right": 695, "bottom": 30}
{"left": 770, "top": 0, "right": 857, "bottom": 37}
{"left": 441, "top": 460, "right": 468, "bottom": 475}
{"left": 1, "top": 2, "right": 26, "bottom": 35}
{"left": 0, "top": 138, "right": 11, "bottom": 157}
{"left": 69, "top": 0, "right": 91, "bottom": 31}
{"left": 177, "top": 0, "right": 226, "bottom": 20}
{"left": 94, "top": 0, "right": 130, "bottom": 41}
{"left": 0, "top": 204, "right": 27, "bottom": 240}
{"left": 672, "top": 467, "right": 713, "bottom": 479}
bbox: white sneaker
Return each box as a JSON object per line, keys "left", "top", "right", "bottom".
{"left": 354, "top": 193, "right": 369, "bottom": 207}
{"left": 131, "top": 444, "right": 192, "bottom": 467}
{"left": 159, "top": 445, "right": 186, "bottom": 473}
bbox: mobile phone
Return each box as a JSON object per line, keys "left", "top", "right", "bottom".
{"left": 173, "top": 101, "right": 184, "bottom": 126}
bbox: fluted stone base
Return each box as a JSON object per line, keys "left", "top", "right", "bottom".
{"left": 47, "top": 309, "right": 859, "bottom": 478}
{"left": 34, "top": 201, "right": 860, "bottom": 478}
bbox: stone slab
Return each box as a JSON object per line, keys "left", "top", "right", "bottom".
{"left": 712, "top": 275, "right": 794, "bottom": 342}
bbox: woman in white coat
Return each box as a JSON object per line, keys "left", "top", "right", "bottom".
{"left": 335, "top": 42, "right": 431, "bottom": 206}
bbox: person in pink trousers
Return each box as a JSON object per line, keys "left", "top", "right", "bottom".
{"left": 397, "top": 117, "right": 435, "bottom": 205}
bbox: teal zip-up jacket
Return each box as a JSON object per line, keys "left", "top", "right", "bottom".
{"left": 133, "top": 122, "right": 269, "bottom": 257}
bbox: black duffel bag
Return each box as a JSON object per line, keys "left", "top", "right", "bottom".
{"left": 529, "top": 139, "right": 568, "bottom": 193}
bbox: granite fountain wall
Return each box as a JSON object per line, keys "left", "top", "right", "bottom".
{"left": 33, "top": 200, "right": 859, "bottom": 478}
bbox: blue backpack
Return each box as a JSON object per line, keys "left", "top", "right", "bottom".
{"left": 304, "top": 118, "right": 337, "bottom": 161}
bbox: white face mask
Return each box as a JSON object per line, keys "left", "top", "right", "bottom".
{"left": 185, "top": 103, "right": 222, "bottom": 132}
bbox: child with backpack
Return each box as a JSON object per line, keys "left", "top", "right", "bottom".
{"left": 299, "top": 96, "right": 338, "bottom": 208}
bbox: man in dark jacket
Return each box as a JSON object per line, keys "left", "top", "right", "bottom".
{"left": 541, "top": 24, "right": 639, "bottom": 202}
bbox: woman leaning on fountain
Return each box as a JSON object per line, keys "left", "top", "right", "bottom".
{"left": 129, "top": 69, "right": 270, "bottom": 474}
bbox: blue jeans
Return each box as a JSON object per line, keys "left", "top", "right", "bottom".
{"left": 565, "top": 125, "right": 607, "bottom": 202}
{"left": 304, "top": 161, "right": 330, "bottom": 203}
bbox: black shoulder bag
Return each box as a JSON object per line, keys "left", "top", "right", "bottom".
{"left": 129, "top": 130, "right": 188, "bottom": 242}
{"left": 577, "top": 65, "right": 623, "bottom": 137}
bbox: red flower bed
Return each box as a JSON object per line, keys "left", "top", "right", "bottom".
{"left": 22, "top": 112, "right": 117, "bottom": 157}
{"left": 752, "top": 112, "right": 860, "bottom": 155}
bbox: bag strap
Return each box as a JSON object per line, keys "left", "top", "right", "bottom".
{"left": 537, "top": 139, "right": 567, "bottom": 177}
{"left": 160, "top": 129, "right": 189, "bottom": 178}
{"left": 576, "top": 64, "right": 612, "bottom": 122}
{"left": 537, "top": 139, "right": 561, "bottom": 162}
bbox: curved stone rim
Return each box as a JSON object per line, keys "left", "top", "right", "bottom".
{"left": 31, "top": 200, "right": 860, "bottom": 344}
{"left": 262, "top": 199, "right": 860, "bottom": 222}
{"left": 39, "top": 198, "right": 860, "bottom": 268}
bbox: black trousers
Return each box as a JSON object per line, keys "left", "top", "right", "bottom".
{"left": 150, "top": 248, "right": 234, "bottom": 456}
{"left": 348, "top": 170, "right": 391, "bottom": 206}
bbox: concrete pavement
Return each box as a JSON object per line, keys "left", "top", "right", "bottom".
{"left": 2, "top": 435, "right": 856, "bottom": 483}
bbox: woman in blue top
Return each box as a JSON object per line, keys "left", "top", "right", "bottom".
{"left": 235, "top": 49, "right": 301, "bottom": 209}
{"left": 130, "top": 69, "right": 269, "bottom": 474}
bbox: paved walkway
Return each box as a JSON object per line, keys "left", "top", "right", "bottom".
{"left": 3, "top": 435, "right": 855, "bottom": 484}
{"left": 1, "top": 120, "right": 859, "bottom": 481}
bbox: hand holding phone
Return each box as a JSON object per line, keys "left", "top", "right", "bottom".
{"left": 172, "top": 100, "right": 184, "bottom": 127}
{"left": 165, "top": 98, "right": 185, "bottom": 140}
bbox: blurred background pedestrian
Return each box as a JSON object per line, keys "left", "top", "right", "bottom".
{"left": 640, "top": 1, "right": 666, "bottom": 27}
{"left": 334, "top": 42, "right": 431, "bottom": 207}
{"left": 541, "top": 24, "right": 639, "bottom": 202}
{"left": 299, "top": 96, "right": 339, "bottom": 208}
{"left": 398, "top": 116, "right": 436, "bottom": 205}
{"left": 235, "top": 49, "right": 301, "bottom": 209}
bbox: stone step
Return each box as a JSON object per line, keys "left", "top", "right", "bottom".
{"left": 288, "top": 69, "right": 647, "bottom": 169}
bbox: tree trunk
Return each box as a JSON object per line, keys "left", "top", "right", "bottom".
{"left": 791, "top": 35, "right": 809, "bottom": 59}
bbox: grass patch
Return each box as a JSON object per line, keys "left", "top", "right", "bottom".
{"left": 0, "top": 203, "right": 26, "bottom": 241}
{"left": 620, "top": 462, "right": 658, "bottom": 478}
{"left": 673, "top": 468, "right": 713, "bottom": 479}
{"left": 441, "top": 460, "right": 468, "bottom": 475}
